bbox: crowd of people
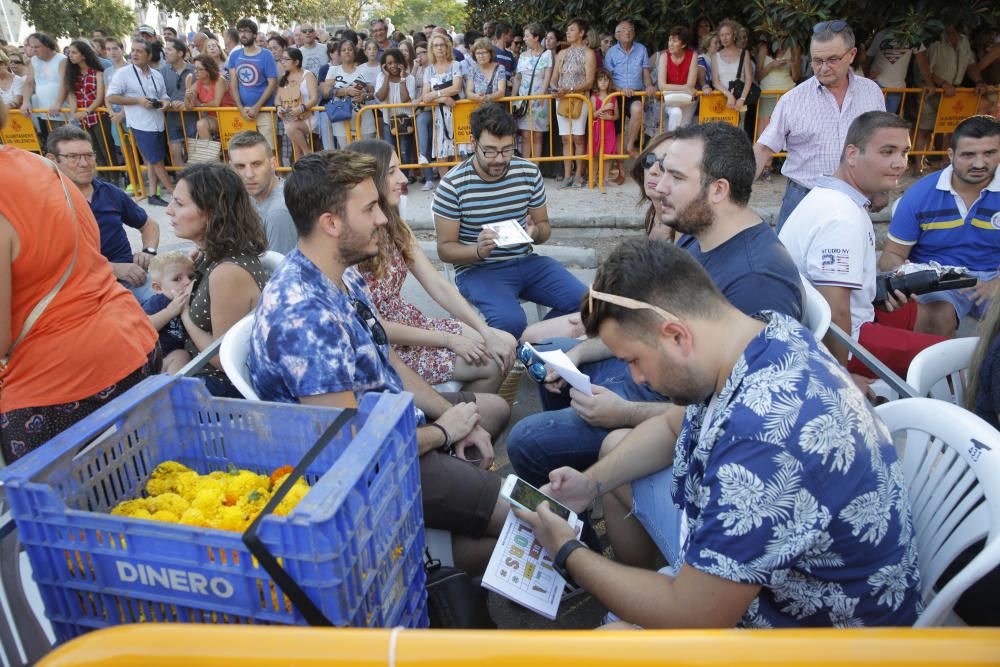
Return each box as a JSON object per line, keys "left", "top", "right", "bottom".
{"left": 2, "top": 12, "right": 1000, "bottom": 632}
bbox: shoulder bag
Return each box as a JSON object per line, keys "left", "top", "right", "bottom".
{"left": 512, "top": 54, "right": 542, "bottom": 118}
{"left": 728, "top": 49, "right": 761, "bottom": 107}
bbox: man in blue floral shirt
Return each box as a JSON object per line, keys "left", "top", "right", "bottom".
{"left": 515, "top": 239, "right": 921, "bottom": 628}
{"left": 248, "top": 150, "right": 510, "bottom": 575}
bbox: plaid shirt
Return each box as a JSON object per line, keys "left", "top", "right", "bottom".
{"left": 75, "top": 68, "right": 100, "bottom": 128}
{"left": 757, "top": 71, "right": 885, "bottom": 189}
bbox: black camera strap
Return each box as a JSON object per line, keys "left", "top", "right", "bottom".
{"left": 131, "top": 64, "right": 160, "bottom": 99}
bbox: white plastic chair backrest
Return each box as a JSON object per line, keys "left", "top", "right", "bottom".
{"left": 874, "top": 397, "right": 1000, "bottom": 626}
{"left": 800, "top": 275, "right": 832, "bottom": 340}
{"left": 220, "top": 314, "right": 260, "bottom": 400}
{"left": 259, "top": 250, "right": 285, "bottom": 274}
{"left": 906, "top": 337, "right": 979, "bottom": 404}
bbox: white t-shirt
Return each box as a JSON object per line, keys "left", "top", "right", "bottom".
{"left": 108, "top": 64, "right": 169, "bottom": 132}
{"left": 0, "top": 74, "right": 24, "bottom": 106}
{"left": 298, "top": 43, "right": 327, "bottom": 76}
{"left": 324, "top": 64, "right": 377, "bottom": 137}
{"left": 778, "top": 181, "right": 876, "bottom": 339}
{"left": 374, "top": 72, "right": 416, "bottom": 121}
{"left": 866, "top": 29, "right": 925, "bottom": 89}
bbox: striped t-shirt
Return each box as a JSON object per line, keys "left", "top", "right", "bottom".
{"left": 432, "top": 156, "right": 546, "bottom": 274}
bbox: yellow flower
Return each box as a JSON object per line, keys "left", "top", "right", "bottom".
{"left": 148, "top": 492, "right": 189, "bottom": 517}
{"left": 150, "top": 510, "right": 180, "bottom": 523}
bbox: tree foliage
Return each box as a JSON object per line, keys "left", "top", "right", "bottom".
{"left": 13, "top": 0, "right": 135, "bottom": 40}
{"left": 466, "top": 0, "right": 1000, "bottom": 51}
{"left": 388, "top": 0, "right": 467, "bottom": 33}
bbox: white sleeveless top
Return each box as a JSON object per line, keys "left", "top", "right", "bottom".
{"left": 31, "top": 53, "right": 66, "bottom": 109}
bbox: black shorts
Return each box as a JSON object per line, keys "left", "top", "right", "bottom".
{"left": 622, "top": 95, "right": 644, "bottom": 117}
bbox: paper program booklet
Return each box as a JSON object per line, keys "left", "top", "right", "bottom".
{"left": 480, "top": 510, "right": 583, "bottom": 619}
{"left": 483, "top": 219, "right": 534, "bottom": 247}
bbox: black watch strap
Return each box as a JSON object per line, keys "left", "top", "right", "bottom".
{"left": 552, "top": 539, "right": 588, "bottom": 581}
{"left": 142, "top": 246, "right": 157, "bottom": 255}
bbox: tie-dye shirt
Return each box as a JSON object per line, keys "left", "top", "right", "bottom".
{"left": 248, "top": 249, "right": 405, "bottom": 403}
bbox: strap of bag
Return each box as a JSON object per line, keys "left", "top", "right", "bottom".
{"left": 485, "top": 65, "right": 500, "bottom": 95}
{"left": 1, "top": 155, "right": 80, "bottom": 370}
{"left": 526, "top": 52, "right": 542, "bottom": 92}
{"left": 735, "top": 49, "right": 747, "bottom": 86}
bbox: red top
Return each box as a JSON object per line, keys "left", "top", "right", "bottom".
{"left": 195, "top": 78, "right": 235, "bottom": 114}
{"left": 75, "top": 68, "right": 100, "bottom": 128}
{"left": 666, "top": 49, "right": 695, "bottom": 86}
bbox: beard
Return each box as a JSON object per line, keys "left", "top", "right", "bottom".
{"left": 338, "top": 220, "right": 379, "bottom": 266}
{"left": 663, "top": 185, "right": 714, "bottom": 237}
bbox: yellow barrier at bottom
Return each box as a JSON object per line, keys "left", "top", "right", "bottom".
{"left": 37, "top": 625, "right": 1000, "bottom": 667}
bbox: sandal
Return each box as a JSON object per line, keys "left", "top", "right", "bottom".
{"left": 573, "top": 176, "right": 585, "bottom": 189}
{"left": 555, "top": 174, "right": 564, "bottom": 182}
{"left": 560, "top": 177, "right": 577, "bottom": 189}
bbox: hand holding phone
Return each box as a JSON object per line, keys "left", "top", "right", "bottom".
{"left": 500, "top": 474, "right": 578, "bottom": 525}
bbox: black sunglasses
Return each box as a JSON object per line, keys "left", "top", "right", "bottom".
{"left": 641, "top": 152, "right": 666, "bottom": 171}
{"left": 352, "top": 298, "right": 388, "bottom": 346}
{"left": 813, "top": 20, "right": 848, "bottom": 34}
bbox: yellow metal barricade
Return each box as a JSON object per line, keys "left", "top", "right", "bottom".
{"left": 37, "top": 625, "right": 1000, "bottom": 667}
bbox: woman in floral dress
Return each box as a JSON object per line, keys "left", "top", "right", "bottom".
{"left": 350, "top": 139, "right": 515, "bottom": 392}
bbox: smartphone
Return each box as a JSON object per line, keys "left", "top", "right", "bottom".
{"left": 500, "top": 474, "right": 577, "bottom": 524}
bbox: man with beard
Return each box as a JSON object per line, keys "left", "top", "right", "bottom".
{"left": 433, "top": 103, "right": 588, "bottom": 339}
{"left": 228, "top": 18, "right": 278, "bottom": 150}
{"left": 507, "top": 123, "right": 802, "bottom": 494}
{"left": 248, "top": 150, "right": 511, "bottom": 575}
{"left": 780, "top": 111, "right": 947, "bottom": 379}
{"left": 512, "top": 238, "right": 921, "bottom": 629}
{"left": 878, "top": 115, "right": 1000, "bottom": 337}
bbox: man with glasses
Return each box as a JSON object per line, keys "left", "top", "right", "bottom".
{"left": 433, "top": 103, "right": 588, "bottom": 338}
{"left": 228, "top": 18, "right": 279, "bottom": 150}
{"left": 160, "top": 38, "right": 195, "bottom": 170}
{"left": 45, "top": 125, "right": 159, "bottom": 301}
{"left": 753, "top": 20, "right": 885, "bottom": 231}
{"left": 298, "top": 23, "right": 327, "bottom": 76}
{"left": 248, "top": 150, "right": 511, "bottom": 575}
{"left": 605, "top": 20, "right": 656, "bottom": 157}
{"left": 512, "top": 238, "right": 921, "bottom": 629}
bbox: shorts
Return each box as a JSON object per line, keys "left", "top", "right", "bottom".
{"left": 556, "top": 105, "right": 586, "bottom": 136}
{"left": 847, "top": 301, "right": 947, "bottom": 378}
{"left": 631, "top": 465, "right": 682, "bottom": 565}
{"left": 132, "top": 128, "right": 166, "bottom": 164}
{"left": 621, "top": 95, "right": 643, "bottom": 117}
{"left": 420, "top": 449, "right": 502, "bottom": 538}
{"left": 166, "top": 110, "right": 197, "bottom": 143}
{"left": 916, "top": 268, "right": 998, "bottom": 322}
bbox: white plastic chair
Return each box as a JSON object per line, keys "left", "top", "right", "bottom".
{"left": 906, "top": 337, "right": 979, "bottom": 404}
{"left": 800, "top": 275, "right": 832, "bottom": 340}
{"left": 875, "top": 397, "right": 1000, "bottom": 626}
{"left": 259, "top": 250, "right": 285, "bottom": 273}
{"left": 220, "top": 314, "right": 260, "bottom": 400}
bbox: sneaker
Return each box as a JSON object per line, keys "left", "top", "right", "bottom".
{"left": 148, "top": 194, "right": 169, "bottom": 206}
{"left": 418, "top": 154, "right": 429, "bottom": 165}
{"left": 421, "top": 180, "right": 434, "bottom": 192}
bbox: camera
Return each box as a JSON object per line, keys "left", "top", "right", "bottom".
{"left": 148, "top": 98, "right": 163, "bottom": 109}
{"left": 874, "top": 262, "right": 977, "bottom": 303}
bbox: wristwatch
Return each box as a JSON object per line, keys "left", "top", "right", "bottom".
{"left": 142, "top": 247, "right": 157, "bottom": 256}
{"left": 552, "top": 539, "right": 588, "bottom": 582}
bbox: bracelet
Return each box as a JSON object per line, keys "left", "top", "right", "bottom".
{"left": 427, "top": 422, "right": 452, "bottom": 450}
{"left": 475, "top": 245, "right": 483, "bottom": 259}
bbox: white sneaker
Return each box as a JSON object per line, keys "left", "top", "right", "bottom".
{"left": 421, "top": 180, "right": 434, "bottom": 192}
{"left": 418, "top": 154, "right": 429, "bottom": 165}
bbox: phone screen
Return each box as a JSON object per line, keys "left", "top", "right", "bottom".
{"left": 510, "top": 479, "right": 572, "bottom": 521}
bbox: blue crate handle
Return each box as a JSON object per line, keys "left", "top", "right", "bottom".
{"left": 242, "top": 407, "right": 357, "bottom": 627}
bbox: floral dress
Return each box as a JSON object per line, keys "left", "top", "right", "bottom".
{"left": 361, "top": 242, "right": 463, "bottom": 385}
{"left": 424, "top": 61, "right": 463, "bottom": 159}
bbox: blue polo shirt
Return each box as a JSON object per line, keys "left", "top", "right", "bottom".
{"left": 89, "top": 178, "right": 149, "bottom": 263}
{"left": 889, "top": 166, "right": 1000, "bottom": 271}
{"left": 604, "top": 41, "right": 650, "bottom": 90}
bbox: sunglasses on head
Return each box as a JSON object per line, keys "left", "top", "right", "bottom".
{"left": 588, "top": 287, "right": 679, "bottom": 324}
{"left": 641, "top": 152, "right": 667, "bottom": 171}
{"left": 813, "top": 20, "right": 848, "bottom": 34}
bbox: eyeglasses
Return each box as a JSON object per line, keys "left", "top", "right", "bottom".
{"left": 641, "top": 152, "right": 667, "bottom": 171}
{"left": 813, "top": 20, "right": 848, "bottom": 34}
{"left": 810, "top": 50, "right": 851, "bottom": 69}
{"left": 477, "top": 145, "right": 516, "bottom": 158}
{"left": 302, "top": 28, "right": 315, "bottom": 33}
{"left": 588, "top": 287, "right": 679, "bottom": 324}
{"left": 55, "top": 152, "right": 97, "bottom": 163}
{"left": 352, "top": 298, "right": 388, "bottom": 346}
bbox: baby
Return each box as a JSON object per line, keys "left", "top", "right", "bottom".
{"left": 142, "top": 252, "right": 194, "bottom": 374}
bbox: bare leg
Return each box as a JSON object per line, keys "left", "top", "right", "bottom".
{"left": 471, "top": 392, "right": 511, "bottom": 439}
{"left": 453, "top": 356, "right": 504, "bottom": 393}
{"left": 573, "top": 136, "right": 586, "bottom": 185}
{"left": 626, "top": 99, "right": 644, "bottom": 154}
{"left": 168, "top": 141, "right": 186, "bottom": 170}
{"left": 561, "top": 135, "right": 574, "bottom": 179}
{"left": 913, "top": 300, "right": 958, "bottom": 337}
{"left": 600, "top": 429, "right": 661, "bottom": 569}
{"left": 162, "top": 349, "right": 192, "bottom": 374}
{"left": 520, "top": 312, "right": 585, "bottom": 343}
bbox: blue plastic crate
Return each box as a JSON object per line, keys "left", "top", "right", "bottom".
{"left": 0, "top": 376, "right": 429, "bottom": 643}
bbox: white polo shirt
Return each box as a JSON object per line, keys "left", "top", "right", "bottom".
{"left": 108, "top": 64, "right": 169, "bottom": 132}
{"left": 778, "top": 176, "right": 876, "bottom": 339}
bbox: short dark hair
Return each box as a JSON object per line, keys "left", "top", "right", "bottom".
{"left": 842, "top": 111, "right": 910, "bottom": 161}
{"left": 166, "top": 37, "right": 187, "bottom": 55}
{"left": 226, "top": 27, "right": 240, "bottom": 43}
{"left": 672, "top": 122, "right": 755, "bottom": 206}
{"left": 380, "top": 48, "right": 404, "bottom": 66}
{"left": 176, "top": 163, "right": 268, "bottom": 263}
{"left": 341, "top": 29, "right": 358, "bottom": 45}
{"left": 28, "top": 32, "right": 57, "bottom": 51}
{"left": 581, "top": 239, "right": 727, "bottom": 338}
{"left": 284, "top": 150, "right": 378, "bottom": 238}
{"left": 228, "top": 130, "right": 271, "bottom": 154}
{"left": 105, "top": 37, "right": 124, "bottom": 50}
{"left": 470, "top": 103, "right": 516, "bottom": 141}
{"left": 327, "top": 39, "right": 341, "bottom": 55}
{"left": 132, "top": 39, "right": 152, "bottom": 57}
{"left": 669, "top": 25, "right": 692, "bottom": 47}
{"left": 46, "top": 123, "right": 91, "bottom": 155}
{"left": 496, "top": 22, "right": 512, "bottom": 37}
{"left": 268, "top": 34, "right": 288, "bottom": 50}
{"left": 193, "top": 54, "right": 220, "bottom": 81}
{"left": 567, "top": 17, "right": 590, "bottom": 35}
{"left": 236, "top": 18, "right": 258, "bottom": 35}
{"left": 951, "top": 115, "right": 1000, "bottom": 150}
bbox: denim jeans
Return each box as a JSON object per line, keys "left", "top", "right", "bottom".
{"left": 507, "top": 337, "right": 666, "bottom": 487}
{"left": 415, "top": 109, "right": 435, "bottom": 181}
{"left": 775, "top": 179, "right": 811, "bottom": 233}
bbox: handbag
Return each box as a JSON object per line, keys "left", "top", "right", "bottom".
{"left": 432, "top": 79, "right": 460, "bottom": 101}
{"left": 424, "top": 550, "right": 496, "bottom": 629}
{"left": 187, "top": 137, "right": 221, "bottom": 163}
{"left": 512, "top": 52, "right": 543, "bottom": 118}
{"left": 389, "top": 114, "right": 414, "bottom": 136}
{"left": 728, "top": 49, "right": 761, "bottom": 107}
{"left": 325, "top": 97, "right": 353, "bottom": 122}
{"left": 557, "top": 96, "right": 582, "bottom": 118}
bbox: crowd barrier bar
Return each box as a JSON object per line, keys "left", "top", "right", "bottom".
{"left": 35, "top": 624, "right": 1000, "bottom": 667}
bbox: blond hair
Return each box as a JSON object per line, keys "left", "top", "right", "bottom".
{"left": 149, "top": 251, "right": 194, "bottom": 283}
{"left": 965, "top": 297, "right": 1000, "bottom": 413}
{"left": 428, "top": 34, "right": 453, "bottom": 65}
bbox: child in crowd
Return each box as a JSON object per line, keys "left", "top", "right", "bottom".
{"left": 590, "top": 68, "right": 618, "bottom": 192}
{"left": 142, "top": 252, "right": 194, "bottom": 374}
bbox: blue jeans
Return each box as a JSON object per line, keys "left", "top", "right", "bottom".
{"left": 455, "top": 254, "right": 587, "bottom": 338}
{"left": 415, "top": 110, "right": 435, "bottom": 181}
{"left": 507, "top": 337, "right": 666, "bottom": 487}
{"left": 775, "top": 179, "right": 811, "bottom": 233}
{"left": 884, "top": 91, "right": 903, "bottom": 115}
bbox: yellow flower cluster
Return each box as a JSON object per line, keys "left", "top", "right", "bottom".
{"left": 111, "top": 461, "right": 311, "bottom": 532}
